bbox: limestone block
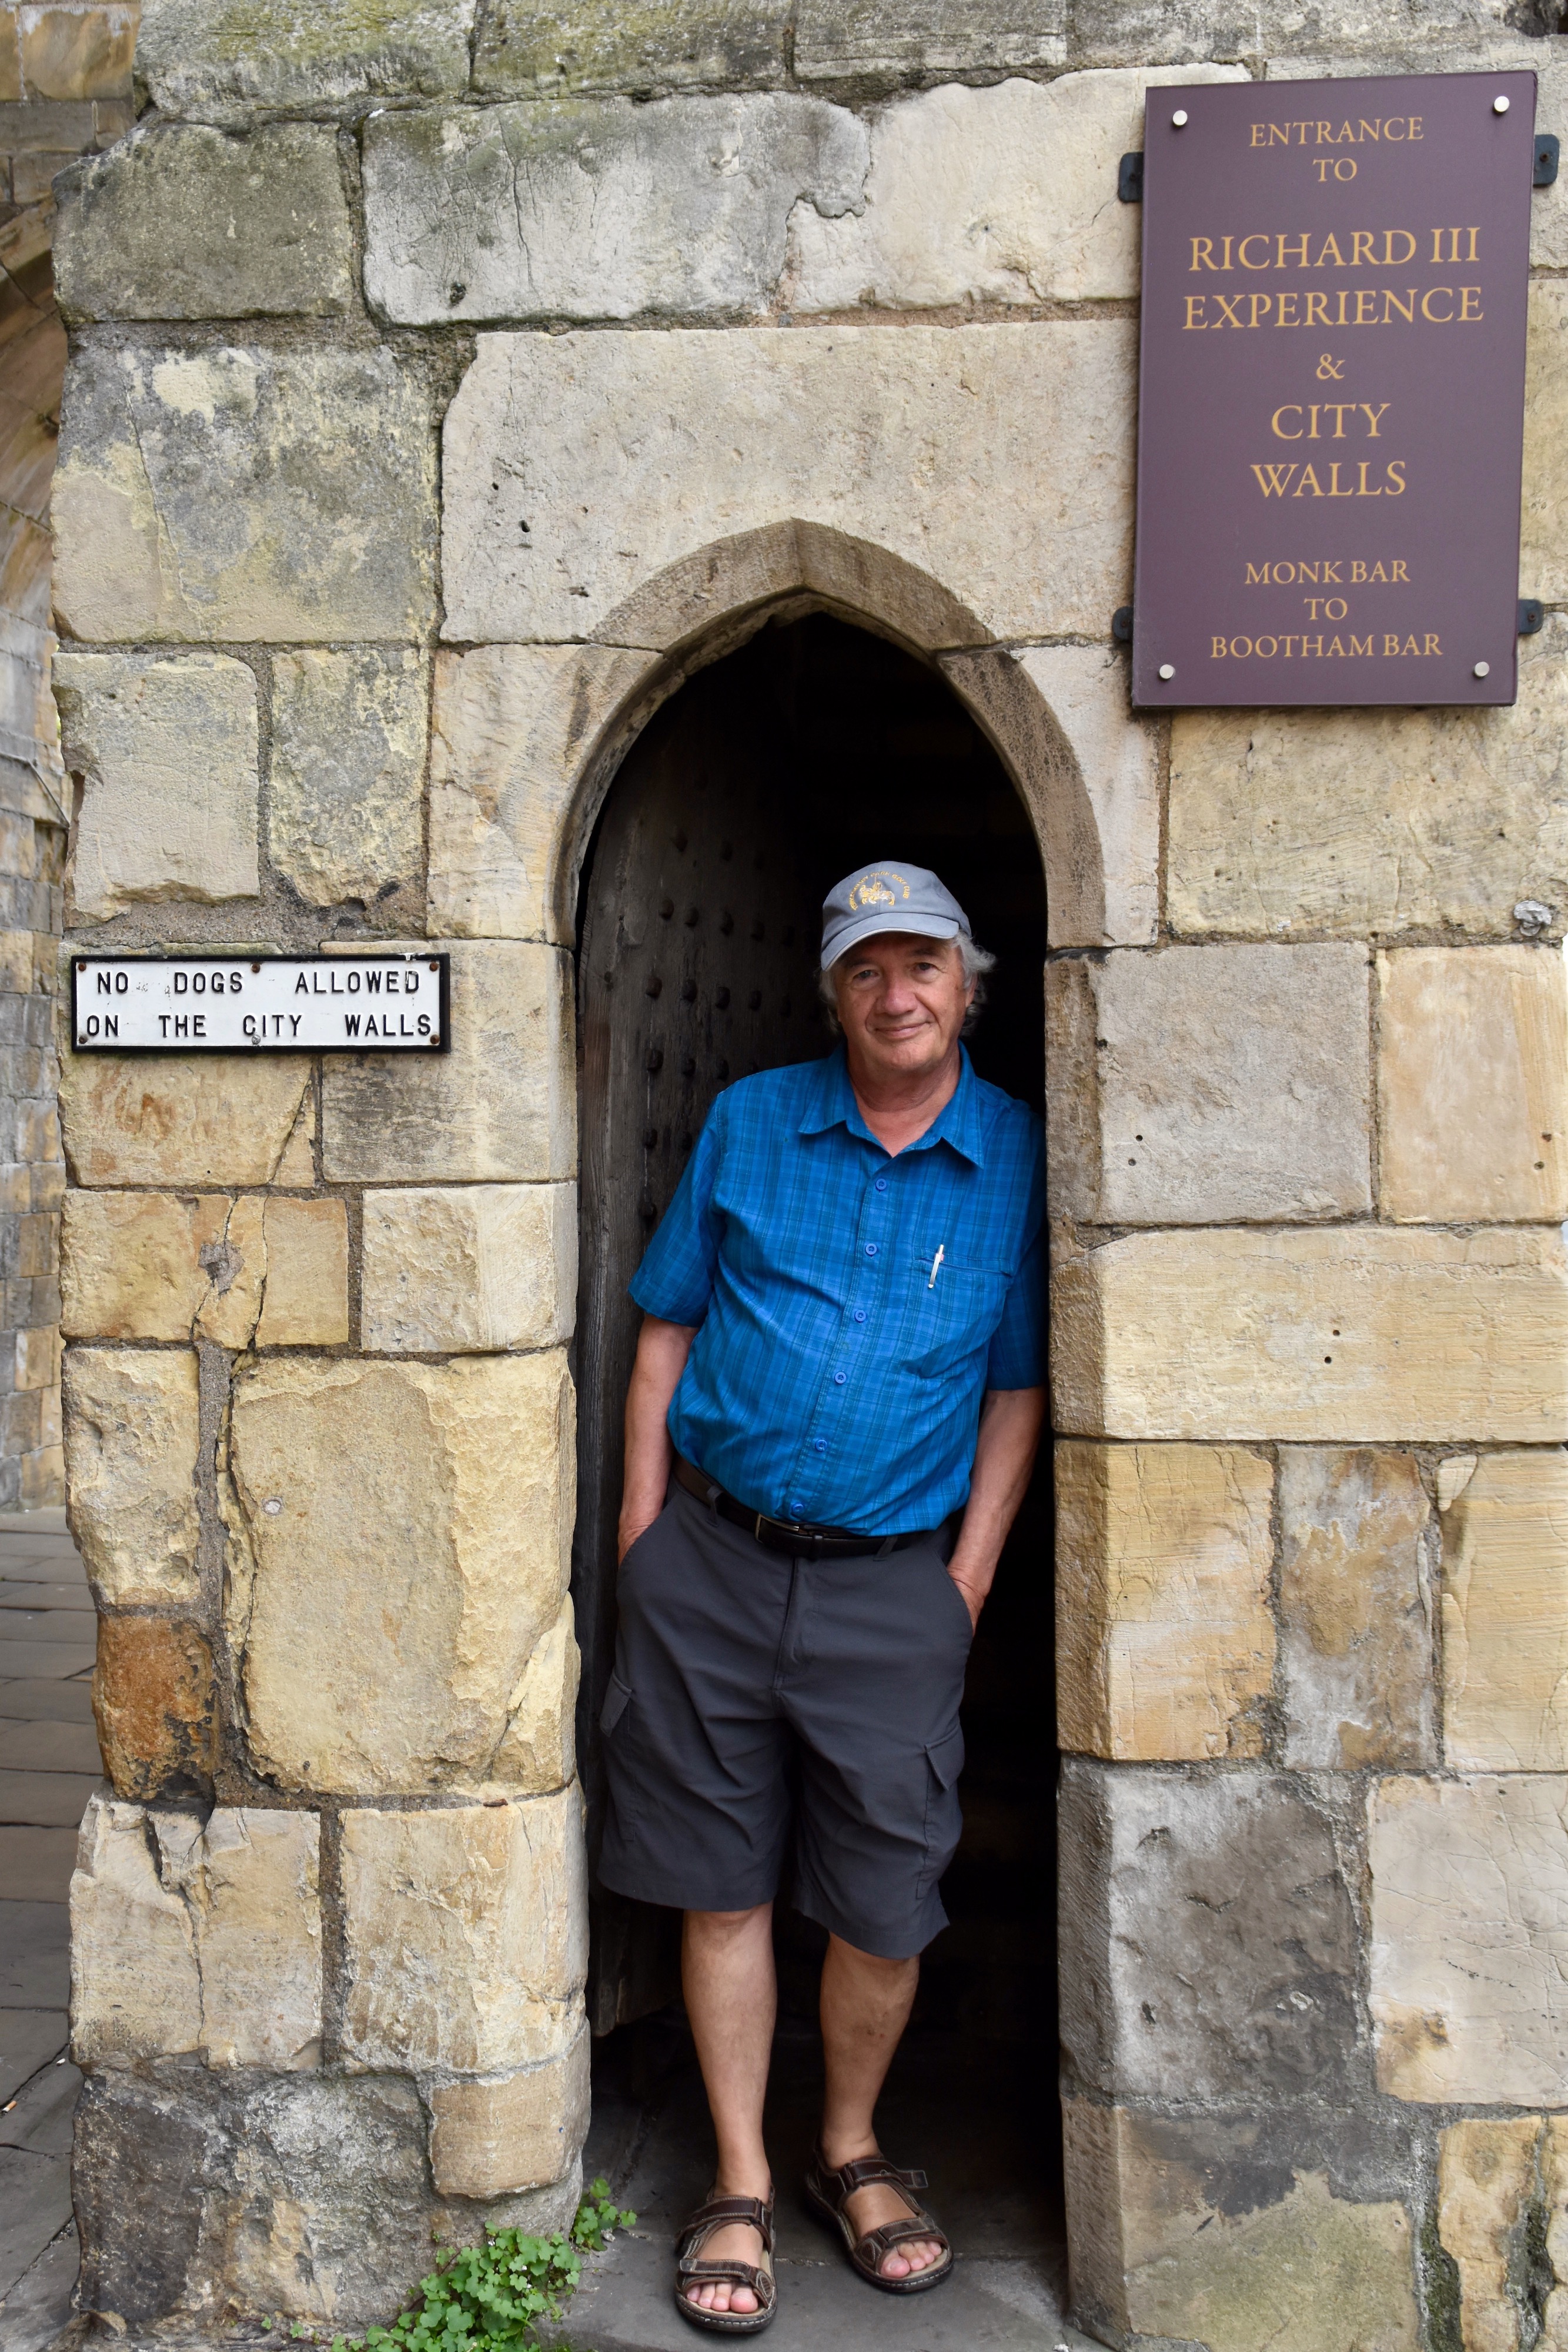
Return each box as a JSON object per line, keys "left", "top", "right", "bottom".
{"left": 1047, "top": 943, "right": 1370, "bottom": 1224}
{"left": 339, "top": 1792, "right": 587, "bottom": 2073}
{"left": 321, "top": 943, "right": 575, "bottom": 1184}
{"left": 362, "top": 1184, "right": 576, "bottom": 1354}
{"left": 226, "top": 1351, "right": 574, "bottom": 1793}
{"left": 135, "top": 0, "right": 474, "bottom": 111}
{"left": 256, "top": 1200, "right": 351, "bottom": 1348}
{"left": 61, "top": 1191, "right": 346, "bottom": 1348}
{"left": 1168, "top": 614, "right": 1568, "bottom": 940}
{"left": 71, "top": 1793, "right": 321, "bottom": 2069}
{"left": 1054, "top": 1439, "right": 1274, "bottom": 1762}
{"left": 1009, "top": 645, "right": 1156, "bottom": 949}
{"left": 1058, "top": 1760, "right": 1360, "bottom": 2100}
{"left": 1084, "top": 0, "right": 1520, "bottom": 66}
{"left": 56, "top": 651, "right": 259, "bottom": 921}
{"left": 63, "top": 1345, "right": 200, "bottom": 1605}
{"left": 1443, "top": 1451, "right": 1568, "bottom": 1773}
{"left": 427, "top": 643, "right": 655, "bottom": 943}
{"left": 1278, "top": 1449, "right": 1436, "bottom": 1772}
{"left": 1051, "top": 1227, "right": 1568, "bottom": 1444}
{"left": 53, "top": 343, "right": 437, "bottom": 645}
{"left": 18, "top": 4, "right": 137, "bottom": 100}
{"left": 1377, "top": 947, "right": 1568, "bottom": 1223}
{"left": 473, "top": 0, "right": 790, "bottom": 95}
{"left": 1523, "top": 282, "right": 1568, "bottom": 606}
{"left": 429, "top": 2030, "right": 591, "bottom": 2197}
{"left": 491, "top": 1600, "right": 580, "bottom": 1792}
{"left": 794, "top": 0, "right": 1066, "bottom": 81}
{"left": 1369, "top": 1773, "right": 1568, "bottom": 2103}
{"left": 269, "top": 649, "right": 427, "bottom": 911}
{"left": 1064, "top": 2100, "right": 1420, "bottom": 2352}
{"left": 54, "top": 123, "right": 355, "bottom": 322}
{"left": 785, "top": 68, "right": 1245, "bottom": 312}
{"left": 1438, "top": 2116, "right": 1543, "bottom": 2352}
{"left": 442, "top": 325, "right": 1136, "bottom": 646}
{"left": 61, "top": 1051, "right": 313, "bottom": 1187}
{"left": 365, "top": 96, "right": 867, "bottom": 325}
{"left": 93, "top": 1614, "right": 217, "bottom": 1800}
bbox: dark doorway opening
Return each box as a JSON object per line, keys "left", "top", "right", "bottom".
{"left": 571, "top": 612, "right": 1064, "bottom": 2337}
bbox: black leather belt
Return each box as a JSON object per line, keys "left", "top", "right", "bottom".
{"left": 673, "top": 1456, "right": 915, "bottom": 1560}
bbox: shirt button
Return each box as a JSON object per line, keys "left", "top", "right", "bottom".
{"left": 790, "top": 1499, "right": 804, "bottom": 1516}
{"left": 865, "top": 1242, "right": 878, "bottom": 1257}
{"left": 875, "top": 1178, "right": 888, "bottom": 1192}
{"left": 854, "top": 1309, "right": 867, "bottom": 1324}
{"left": 834, "top": 1371, "right": 847, "bottom": 1385}
{"left": 814, "top": 1439, "right": 828, "bottom": 1453}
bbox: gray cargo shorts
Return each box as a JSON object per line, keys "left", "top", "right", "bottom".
{"left": 596, "top": 1480, "right": 973, "bottom": 1959}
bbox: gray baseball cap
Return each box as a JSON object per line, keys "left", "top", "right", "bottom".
{"left": 820, "top": 861, "right": 971, "bottom": 971}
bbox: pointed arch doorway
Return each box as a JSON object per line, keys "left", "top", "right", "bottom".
{"left": 572, "top": 607, "right": 1062, "bottom": 2305}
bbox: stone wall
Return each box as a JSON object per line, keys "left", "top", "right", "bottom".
{"left": 51, "top": 0, "right": 1568, "bottom": 2341}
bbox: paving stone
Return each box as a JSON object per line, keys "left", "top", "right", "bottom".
{"left": 1054, "top": 1439, "right": 1274, "bottom": 1762}
{"left": 225, "top": 1351, "right": 574, "bottom": 1793}
{"left": 62, "top": 1347, "right": 199, "bottom": 1606}
{"left": 0, "top": 2003, "right": 64, "bottom": 2100}
{"left": 0, "top": 1769, "right": 95, "bottom": 1825}
{"left": 60, "top": 1055, "right": 313, "bottom": 1187}
{"left": 0, "top": 1608, "right": 89, "bottom": 1644}
{"left": 0, "top": 1582, "right": 93, "bottom": 1612}
{"left": 55, "top": 122, "right": 355, "bottom": 322}
{"left": 473, "top": 0, "right": 791, "bottom": 95}
{"left": 442, "top": 324, "right": 1135, "bottom": 647}
{"left": 1047, "top": 942, "right": 1370, "bottom": 1224}
{"left": 0, "top": 1680, "right": 95, "bottom": 1723}
{"left": 1052, "top": 1226, "right": 1568, "bottom": 1444}
{"left": 1168, "top": 613, "right": 1568, "bottom": 941}
{"left": 0, "top": 2046, "right": 79, "bottom": 2151}
{"left": 1058, "top": 1761, "right": 1360, "bottom": 2101}
{"left": 0, "top": 1718, "right": 101, "bottom": 1768}
{"left": 365, "top": 95, "right": 867, "bottom": 324}
{"left": 1442, "top": 1450, "right": 1568, "bottom": 1773}
{"left": 1279, "top": 1448, "right": 1436, "bottom": 1771}
{"left": 135, "top": 0, "right": 475, "bottom": 111}
{"left": 786, "top": 66, "right": 1243, "bottom": 309}
{"left": 269, "top": 647, "right": 427, "bottom": 912}
{"left": 92, "top": 1615, "right": 215, "bottom": 1801}
{"left": 53, "top": 343, "right": 438, "bottom": 645}
{"left": 360, "top": 1182, "right": 576, "bottom": 1354}
{"left": 0, "top": 2140, "right": 72, "bottom": 2300}
{"left": 1369, "top": 1773, "right": 1568, "bottom": 2103}
{"left": 0, "top": 2228, "right": 82, "bottom": 2352}
{"left": 0, "top": 1900, "right": 67, "bottom": 2007}
{"left": 793, "top": 0, "right": 1066, "bottom": 81}
{"left": 0, "top": 1638, "right": 92, "bottom": 1678}
{"left": 1377, "top": 946, "right": 1568, "bottom": 1224}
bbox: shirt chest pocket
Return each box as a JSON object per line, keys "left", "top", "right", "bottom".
{"left": 899, "top": 1255, "right": 1008, "bottom": 1380}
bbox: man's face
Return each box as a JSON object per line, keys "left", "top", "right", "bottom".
{"left": 831, "top": 931, "right": 974, "bottom": 1083}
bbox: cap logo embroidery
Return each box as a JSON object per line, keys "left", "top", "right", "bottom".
{"left": 847, "top": 870, "right": 910, "bottom": 911}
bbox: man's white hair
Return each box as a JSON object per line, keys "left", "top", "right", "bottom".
{"left": 818, "top": 932, "right": 996, "bottom": 1036}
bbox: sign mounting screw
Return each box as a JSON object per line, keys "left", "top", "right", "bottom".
{"left": 1493, "top": 94, "right": 1510, "bottom": 113}
{"left": 1158, "top": 663, "right": 1176, "bottom": 680}
{"left": 1473, "top": 660, "right": 1491, "bottom": 677}
{"left": 1171, "top": 109, "right": 1188, "bottom": 127}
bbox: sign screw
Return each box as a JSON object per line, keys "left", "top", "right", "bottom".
{"left": 1158, "top": 663, "right": 1175, "bottom": 680}
{"left": 1474, "top": 660, "right": 1491, "bottom": 677}
{"left": 1493, "top": 94, "right": 1510, "bottom": 113}
{"left": 1171, "top": 109, "right": 1188, "bottom": 127}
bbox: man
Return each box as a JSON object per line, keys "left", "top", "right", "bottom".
{"left": 599, "top": 863, "right": 1045, "bottom": 2334}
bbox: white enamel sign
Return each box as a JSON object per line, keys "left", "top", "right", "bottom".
{"left": 71, "top": 955, "right": 450, "bottom": 1053}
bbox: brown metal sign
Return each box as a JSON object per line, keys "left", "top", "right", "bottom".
{"left": 1131, "top": 71, "right": 1536, "bottom": 708}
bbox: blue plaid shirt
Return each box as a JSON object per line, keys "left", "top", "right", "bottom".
{"left": 630, "top": 1044, "right": 1045, "bottom": 1536}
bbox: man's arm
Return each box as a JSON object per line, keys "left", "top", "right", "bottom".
{"left": 947, "top": 1386, "right": 1047, "bottom": 1628}
{"left": 618, "top": 1314, "right": 697, "bottom": 1561}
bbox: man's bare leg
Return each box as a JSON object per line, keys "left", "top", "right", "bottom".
{"left": 818, "top": 1934, "right": 944, "bottom": 2279}
{"left": 681, "top": 1905, "right": 777, "bottom": 2314}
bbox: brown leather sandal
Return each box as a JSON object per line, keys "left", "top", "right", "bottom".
{"left": 804, "top": 2147, "right": 954, "bottom": 2294}
{"left": 674, "top": 2190, "right": 777, "bottom": 2334}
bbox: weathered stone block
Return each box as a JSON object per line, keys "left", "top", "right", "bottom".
{"left": 226, "top": 1351, "right": 574, "bottom": 1793}
{"left": 491, "top": 1599, "right": 579, "bottom": 1793}
{"left": 1082, "top": 0, "right": 1520, "bottom": 66}
{"left": 53, "top": 343, "right": 437, "bottom": 644}
{"left": 54, "top": 123, "right": 355, "bottom": 322}
{"left": 794, "top": 0, "right": 1066, "bottom": 81}
{"left": 61, "top": 1190, "right": 346, "bottom": 1348}
{"left": 1047, "top": 942, "right": 1370, "bottom": 1224}
{"left": 269, "top": 649, "right": 427, "bottom": 912}
{"left": 1437, "top": 2115, "right": 1546, "bottom": 2352}
{"left": 1055, "top": 1439, "right": 1274, "bottom": 1762}
{"left": 55, "top": 651, "right": 259, "bottom": 921}
{"left": 786, "top": 67, "right": 1245, "bottom": 310}
{"left": 19, "top": 4, "right": 137, "bottom": 101}
{"left": 1377, "top": 947, "right": 1568, "bottom": 1223}
{"left": 1168, "top": 614, "right": 1568, "bottom": 940}
{"left": 1011, "top": 645, "right": 1156, "bottom": 949}
{"left": 64, "top": 1345, "right": 200, "bottom": 1605}
{"left": 322, "top": 944, "right": 574, "bottom": 1184}
{"left": 61, "top": 1051, "right": 313, "bottom": 1187}
{"left": 1369, "top": 1773, "right": 1568, "bottom": 2103}
{"left": 1064, "top": 2100, "right": 1420, "bottom": 2352}
{"left": 1523, "top": 280, "right": 1568, "bottom": 608}
{"left": 135, "top": 0, "right": 474, "bottom": 112}
{"left": 473, "top": 0, "right": 790, "bottom": 94}
{"left": 1443, "top": 1451, "right": 1568, "bottom": 1773}
{"left": 339, "top": 1792, "right": 587, "bottom": 2073}
{"left": 93, "top": 1614, "right": 217, "bottom": 1800}
{"left": 428, "top": 643, "right": 657, "bottom": 943}
{"left": 71, "top": 1793, "right": 321, "bottom": 2069}
{"left": 1052, "top": 1227, "right": 1568, "bottom": 1443}
{"left": 365, "top": 96, "right": 867, "bottom": 325}
{"left": 361, "top": 1184, "right": 575, "bottom": 1354}
{"left": 1058, "top": 1761, "right": 1360, "bottom": 2100}
{"left": 442, "top": 325, "right": 1135, "bottom": 646}
{"left": 255, "top": 1200, "right": 350, "bottom": 1348}
{"left": 429, "top": 2030, "right": 591, "bottom": 2196}
{"left": 1278, "top": 1448, "right": 1436, "bottom": 1772}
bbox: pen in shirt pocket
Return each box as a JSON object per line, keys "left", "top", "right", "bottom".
{"left": 928, "top": 1244, "right": 945, "bottom": 1290}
